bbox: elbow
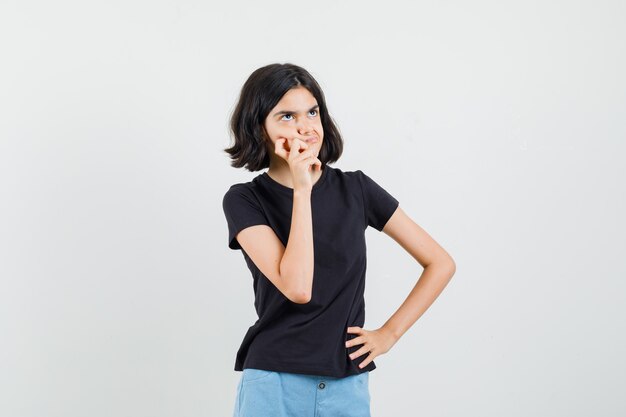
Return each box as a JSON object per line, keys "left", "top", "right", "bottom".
{"left": 288, "top": 280, "right": 312, "bottom": 304}
{"left": 285, "top": 283, "right": 311, "bottom": 304}
{"left": 445, "top": 257, "right": 456, "bottom": 278}
{"left": 279, "top": 264, "right": 313, "bottom": 304}
{"left": 284, "top": 277, "right": 312, "bottom": 304}
{"left": 290, "top": 291, "right": 312, "bottom": 304}
{"left": 426, "top": 256, "right": 456, "bottom": 279}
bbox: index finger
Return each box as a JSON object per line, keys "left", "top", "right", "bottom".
{"left": 288, "top": 138, "right": 308, "bottom": 158}
{"left": 274, "top": 138, "right": 289, "bottom": 159}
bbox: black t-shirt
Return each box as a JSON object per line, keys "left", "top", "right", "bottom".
{"left": 222, "top": 165, "right": 399, "bottom": 378}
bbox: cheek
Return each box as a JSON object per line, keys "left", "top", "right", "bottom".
{"left": 265, "top": 125, "right": 287, "bottom": 140}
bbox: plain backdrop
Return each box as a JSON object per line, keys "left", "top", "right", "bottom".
{"left": 1, "top": 0, "right": 624, "bottom": 416}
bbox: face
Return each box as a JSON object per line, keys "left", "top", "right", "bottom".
{"left": 263, "top": 86, "right": 324, "bottom": 159}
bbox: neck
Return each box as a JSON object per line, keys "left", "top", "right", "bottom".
{"left": 267, "top": 159, "right": 323, "bottom": 189}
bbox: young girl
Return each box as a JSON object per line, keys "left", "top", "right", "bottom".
{"left": 222, "top": 63, "right": 456, "bottom": 417}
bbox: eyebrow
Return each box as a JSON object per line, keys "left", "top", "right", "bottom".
{"left": 272, "top": 104, "right": 319, "bottom": 117}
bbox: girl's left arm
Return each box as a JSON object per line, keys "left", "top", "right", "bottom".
{"left": 346, "top": 205, "right": 456, "bottom": 369}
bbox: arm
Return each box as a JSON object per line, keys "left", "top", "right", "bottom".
{"left": 234, "top": 138, "right": 320, "bottom": 305}
{"left": 346, "top": 205, "right": 456, "bottom": 368}
{"left": 236, "top": 189, "right": 314, "bottom": 304}
{"left": 279, "top": 188, "right": 314, "bottom": 303}
{"left": 379, "top": 206, "right": 456, "bottom": 341}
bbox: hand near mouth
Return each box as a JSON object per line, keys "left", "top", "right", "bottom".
{"left": 274, "top": 137, "right": 322, "bottom": 191}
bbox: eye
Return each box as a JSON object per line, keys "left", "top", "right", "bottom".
{"left": 280, "top": 109, "right": 318, "bottom": 121}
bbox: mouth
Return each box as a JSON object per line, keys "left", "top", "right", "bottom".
{"left": 303, "top": 136, "right": 319, "bottom": 144}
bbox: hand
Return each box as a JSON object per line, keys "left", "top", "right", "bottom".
{"left": 273, "top": 137, "right": 322, "bottom": 191}
{"left": 346, "top": 326, "right": 398, "bottom": 369}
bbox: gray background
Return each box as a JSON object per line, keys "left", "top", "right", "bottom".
{"left": 1, "top": 0, "right": 624, "bottom": 416}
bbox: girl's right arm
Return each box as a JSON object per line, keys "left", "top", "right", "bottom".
{"left": 235, "top": 138, "right": 321, "bottom": 304}
{"left": 278, "top": 187, "right": 314, "bottom": 303}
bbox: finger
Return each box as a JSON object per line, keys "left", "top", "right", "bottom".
{"left": 288, "top": 138, "right": 305, "bottom": 160}
{"left": 310, "top": 157, "right": 322, "bottom": 172}
{"left": 294, "top": 138, "right": 311, "bottom": 156}
{"left": 293, "top": 150, "right": 317, "bottom": 164}
{"left": 347, "top": 326, "right": 362, "bottom": 334}
{"left": 274, "top": 139, "right": 289, "bottom": 159}
{"left": 349, "top": 345, "right": 371, "bottom": 361}
{"left": 292, "top": 137, "right": 308, "bottom": 148}
{"left": 291, "top": 137, "right": 307, "bottom": 148}
{"left": 345, "top": 335, "right": 365, "bottom": 348}
{"left": 358, "top": 352, "right": 375, "bottom": 369}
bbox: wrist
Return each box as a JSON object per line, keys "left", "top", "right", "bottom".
{"left": 293, "top": 188, "right": 312, "bottom": 196}
{"left": 381, "top": 324, "right": 401, "bottom": 344}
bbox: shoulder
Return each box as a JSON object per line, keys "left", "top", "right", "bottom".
{"left": 223, "top": 173, "right": 265, "bottom": 196}
{"left": 223, "top": 182, "right": 249, "bottom": 200}
{"left": 331, "top": 167, "right": 373, "bottom": 189}
{"left": 319, "top": 166, "right": 364, "bottom": 194}
{"left": 222, "top": 180, "right": 263, "bottom": 209}
{"left": 324, "top": 166, "right": 378, "bottom": 195}
{"left": 325, "top": 165, "right": 363, "bottom": 181}
{"left": 330, "top": 166, "right": 368, "bottom": 179}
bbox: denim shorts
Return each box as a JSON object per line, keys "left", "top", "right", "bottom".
{"left": 233, "top": 368, "right": 371, "bottom": 417}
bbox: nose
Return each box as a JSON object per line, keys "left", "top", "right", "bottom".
{"left": 296, "top": 118, "right": 314, "bottom": 135}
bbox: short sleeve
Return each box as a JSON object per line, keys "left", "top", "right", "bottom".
{"left": 222, "top": 185, "right": 270, "bottom": 250}
{"left": 356, "top": 170, "right": 400, "bottom": 231}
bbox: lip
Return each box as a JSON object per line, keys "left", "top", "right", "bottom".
{"left": 303, "top": 136, "right": 319, "bottom": 143}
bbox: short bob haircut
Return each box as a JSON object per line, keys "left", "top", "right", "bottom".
{"left": 224, "top": 63, "right": 343, "bottom": 172}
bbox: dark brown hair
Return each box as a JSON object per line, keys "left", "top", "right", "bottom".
{"left": 224, "top": 63, "right": 343, "bottom": 171}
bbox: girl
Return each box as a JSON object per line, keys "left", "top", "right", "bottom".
{"left": 222, "top": 63, "right": 456, "bottom": 417}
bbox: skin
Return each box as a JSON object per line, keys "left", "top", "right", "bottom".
{"left": 346, "top": 211, "right": 456, "bottom": 368}
{"left": 238, "top": 86, "right": 326, "bottom": 304}
{"left": 237, "top": 85, "right": 457, "bottom": 369}
{"left": 262, "top": 85, "right": 324, "bottom": 190}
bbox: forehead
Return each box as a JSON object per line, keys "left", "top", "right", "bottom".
{"left": 275, "top": 86, "right": 318, "bottom": 107}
